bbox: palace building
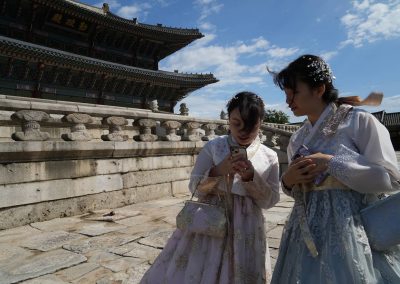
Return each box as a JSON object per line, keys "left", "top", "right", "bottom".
{"left": 0, "top": 0, "right": 218, "bottom": 112}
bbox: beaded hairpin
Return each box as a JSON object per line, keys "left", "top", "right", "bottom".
{"left": 304, "top": 56, "right": 336, "bottom": 83}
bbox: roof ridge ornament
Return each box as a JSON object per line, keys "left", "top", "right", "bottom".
{"left": 102, "top": 3, "right": 109, "bottom": 14}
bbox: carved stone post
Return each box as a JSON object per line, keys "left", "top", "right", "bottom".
{"left": 101, "top": 116, "right": 128, "bottom": 141}
{"left": 278, "top": 134, "right": 290, "bottom": 151}
{"left": 264, "top": 130, "right": 276, "bottom": 147}
{"left": 202, "top": 123, "right": 217, "bottom": 141}
{"left": 259, "top": 129, "right": 266, "bottom": 144}
{"left": 11, "top": 110, "right": 50, "bottom": 141}
{"left": 162, "top": 121, "right": 181, "bottom": 141}
{"left": 135, "top": 119, "right": 157, "bottom": 142}
{"left": 61, "top": 113, "right": 93, "bottom": 141}
{"left": 183, "top": 122, "right": 201, "bottom": 141}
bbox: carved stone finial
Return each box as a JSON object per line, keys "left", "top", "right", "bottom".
{"left": 61, "top": 113, "right": 93, "bottom": 141}
{"left": 259, "top": 130, "right": 266, "bottom": 144}
{"left": 148, "top": 100, "right": 159, "bottom": 112}
{"left": 101, "top": 116, "right": 129, "bottom": 141}
{"left": 11, "top": 110, "right": 50, "bottom": 141}
{"left": 263, "top": 131, "right": 277, "bottom": 147}
{"left": 134, "top": 119, "right": 158, "bottom": 142}
{"left": 202, "top": 123, "right": 217, "bottom": 141}
{"left": 278, "top": 135, "right": 290, "bottom": 151}
{"left": 162, "top": 121, "right": 182, "bottom": 141}
{"left": 102, "top": 3, "right": 110, "bottom": 13}
{"left": 179, "top": 103, "right": 189, "bottom": 116}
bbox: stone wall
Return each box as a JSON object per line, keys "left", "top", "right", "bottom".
{"left": 0, "top": 95, "right": 298, "bottom": 229}
{"left": 0, "top": 151, "right": 197, "bottom": 230}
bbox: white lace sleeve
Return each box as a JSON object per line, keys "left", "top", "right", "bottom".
{"left": 281, "top": 136, "right": 295, "bottom": 197}
{"left": 328, "top": 111, "right": 400, "bottom": 193}
{"left": 241, "top": 154, "right": 281, "bottom": 209}
{"left": 189, "top": 142, "right": 224, "bottom": 197}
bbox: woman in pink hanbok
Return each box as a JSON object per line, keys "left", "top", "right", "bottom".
{"left": 140, "top": 91, "right": 281, "bottom": 283}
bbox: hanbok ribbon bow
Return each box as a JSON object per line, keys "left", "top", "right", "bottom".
{"left": 337, "top": 92, "right": 383, "bottom": 106}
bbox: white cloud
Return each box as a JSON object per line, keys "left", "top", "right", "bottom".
{"left": 94, "top": 1, "right": 153, "bottom": 20}
{"left": 198, "top": 3, "right": 224, "bottom": 21}
{"left": 160, "top": 36, "right": 298, "bottom": 90}
{"left": 199, "top": 22, "right": 216, "bottom": 32}
{"left": 174, "top": 91, "right": 228, "bottom": 118}
{"left": 236, "top": 37, "right": 270, "bottom": 54}
{"left": 160, "top": 34, "right": 301, "bottom": 118}
{"left": 194, "top": 0, "right": 224, "bottom": 27}
{"left": 116, "top": 3, "right": 152, "bottom": 19}
{"left": 266, "top": 47, "right": 299, "bottom": 58}
{"left": 340, "top": 0, "right": 400, "bottom": 47}
{"left": 94, "top": 0, "right": 121, "bottom": 9}
{"left": 320, "top": 51, "right": 338, "bottom": 61}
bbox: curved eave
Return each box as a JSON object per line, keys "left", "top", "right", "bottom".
{"left": 0, "top": 36, "right": 218, "bottom": 88}
{"left": 38, "top": 0, "right": 203, "bottom": 41}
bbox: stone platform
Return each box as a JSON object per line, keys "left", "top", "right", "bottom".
{"left": 0, "top": 193, "right": 293, "bottom": 284}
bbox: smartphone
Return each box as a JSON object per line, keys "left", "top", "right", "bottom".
{"left": 230, "top": 146, "right": 247, "bottom": 159}
{"left": 291, "top": 144, "right": 311, "bottom": 161}
{"left": 292, "top": 144, "right": 328, "bottom": 186}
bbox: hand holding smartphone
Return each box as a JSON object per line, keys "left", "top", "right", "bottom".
{"left": 230, "top": 146, "right": 247, "bottom": 160}
{"left": 292, "top": 145, "right": 328, "bottom": 186}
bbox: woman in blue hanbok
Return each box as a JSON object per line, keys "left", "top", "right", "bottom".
{"left": 270, "top": 54, "right": 400, "bottom": 283}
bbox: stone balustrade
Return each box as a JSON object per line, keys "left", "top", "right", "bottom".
{"left": 0, "top": 95, "right": 300, "bottom": 159}
{"left": 0, "top": 95, "right": 300, "bottom": 229}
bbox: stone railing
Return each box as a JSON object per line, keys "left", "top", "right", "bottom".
{"left": 0, "top": 95, "right": 299, "bottom": 229}
{"left": 0, "top": 95, "right": 232, "bottom": 163}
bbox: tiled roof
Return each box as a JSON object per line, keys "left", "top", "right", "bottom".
{"left": 372, "top": 111, "right": 400, "bottom": 127}
{"left": 0, "top": 35, "right": 218, "bottom": 87}
{"left": 40, "top": 0, "right": 203, "bottom": 39}
{"left": 383, "top": 112, "right": 400, "bottom": 126}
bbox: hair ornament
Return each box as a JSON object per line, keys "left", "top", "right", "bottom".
{"left": 303, "top": 56, "right": 335, "bottom": 83}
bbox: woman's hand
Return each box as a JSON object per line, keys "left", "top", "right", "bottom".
{"left": 282, "top": 153, "right": 333, "bottom": 188}
{"left": 209, "top": 152, "right": 254, "bottom": 181}
{"left": 209, "top": 153, "right": 235, "bottom": 177}
{"left": 231, "top": 155, "right": 254, "bottom": 182}
{"left": 304, "top": 152, "right": 333, "bottom": 175}
{"left": 282, "top": 158, "right": 317, "bottom": 188}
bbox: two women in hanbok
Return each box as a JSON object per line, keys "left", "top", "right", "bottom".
{"left": 141, "top": 54, "right": 400, "bottom": 284}
{"left": 140, "top": 92, "right": 280, "bottom": 283}
{"left": 271, "top": 54, "right": 400, "bottom": 283}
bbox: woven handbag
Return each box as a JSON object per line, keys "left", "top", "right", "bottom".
{"left": 360, "top": 192, "right": 400, "bottom": 251}
{"left": 176, "top": 199, "right": 227, "bottom": 238}
{"left": 176, "top": 177, "right": 229, "bottom": 238}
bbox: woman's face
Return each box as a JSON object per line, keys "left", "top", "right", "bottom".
{"left": 228, "top": 108, "right": 261, "bottom": 146}
{"left": 284, "top": 80, "right": 323, "bottom": 117}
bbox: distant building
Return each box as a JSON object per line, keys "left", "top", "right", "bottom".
{"left": 372, "top": 111, "right": 400, "bottom": 150}
{"left": 0, "top": 0, "right": 218, "bottom": 112}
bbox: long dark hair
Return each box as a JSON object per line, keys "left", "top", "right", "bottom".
{"left": 226, "top": 91, "right": 265, "bottom": 133}
{"left": 272, "top": 54, "right": 338, "bottom": 104}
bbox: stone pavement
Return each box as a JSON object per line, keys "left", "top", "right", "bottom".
{"left": 0, "top": 193, "right": 293, "bottom": 284}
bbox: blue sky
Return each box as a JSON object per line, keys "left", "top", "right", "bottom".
{"left": 84, "top": 0, "right": 400, "bottom": 122}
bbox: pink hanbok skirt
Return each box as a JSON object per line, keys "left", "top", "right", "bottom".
{"left": 140, "top": 194, "right": 271, "bottom": 284}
